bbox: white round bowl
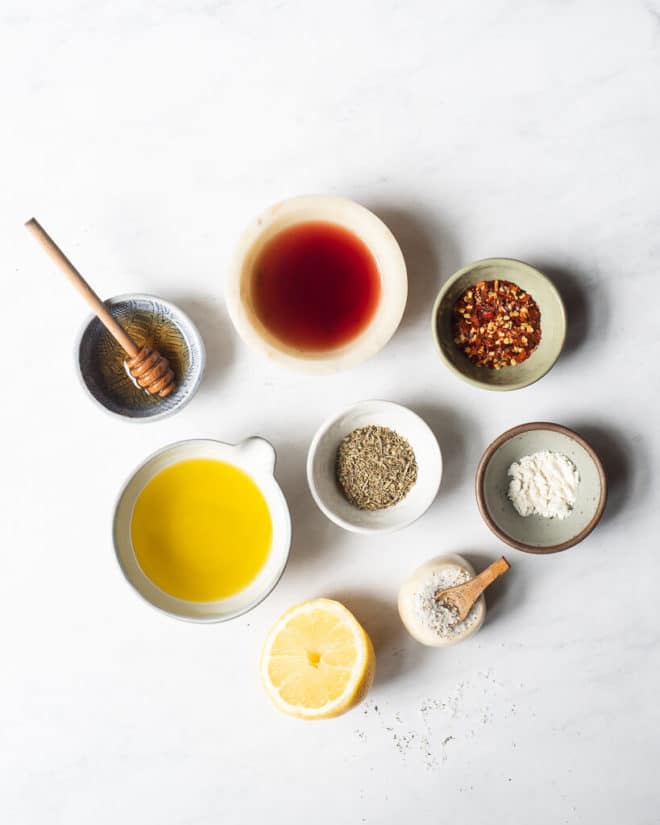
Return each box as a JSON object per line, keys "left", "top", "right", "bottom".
{"left": 398, "top": 554, "right": 486, "bottom": 647}
{"left": 306, "top": 400, "right": 442, "bottom": 534}
{"left": 113, "top": 437, "right": 291, "bottom": 622}
{"left": 225, "top": 195, "right": 408, "bottom": 373}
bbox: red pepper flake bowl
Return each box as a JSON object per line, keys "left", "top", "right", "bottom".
{"left": 431, "top": 258, "right": 566, "bottom": 391}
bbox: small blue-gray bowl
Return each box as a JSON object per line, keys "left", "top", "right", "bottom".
{"left": 76, "top": 293, "right": 205, "bottom": 422}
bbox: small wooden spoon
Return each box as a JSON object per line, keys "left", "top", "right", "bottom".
{"left": 26, "top": 218, "right": 176, "bottom": 397}
{"left": 434, "top": 556, "right": 510, "bottom": 623}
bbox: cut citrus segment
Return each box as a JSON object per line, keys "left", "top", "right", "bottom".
{"left": 260, "top": 598, "right": 375, "bottom": 719}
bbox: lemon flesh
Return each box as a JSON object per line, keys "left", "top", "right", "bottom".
{"left": 261, "top": 598, "right": 375, "bottom": 719}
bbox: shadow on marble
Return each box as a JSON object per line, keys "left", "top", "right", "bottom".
{"left": 367, "top": 205, "right": 462, "bottom": 332}
{"left": 274, "top": 437, "right": 340, "bottom": 577}
{"left": 459, "top": 550, "right": 520, "bottom": 624}
{"left": 165, "top": 293, "right": 235, "bottom": 391}
{"left": 569, "top": 422, "right": 647, "bottom": 525}
{"left": 402, "top": 400, "right": 481, "bottom": 499}
{"left": 534, "top": 262, "right": 607, "bottom": 359}
{"left": 329, "top": 590, "right": 428, "bottom": 687}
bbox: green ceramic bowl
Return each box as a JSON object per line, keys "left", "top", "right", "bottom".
{"left": 476, "top": 423, "right": 607, "bottom": 554}
{"left": 431, "top": 258, "right": 566, "bottom": 391}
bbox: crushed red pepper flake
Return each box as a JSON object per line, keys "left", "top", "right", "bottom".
{"left": 452, "top": 279, "right": 541, "bottom": 369}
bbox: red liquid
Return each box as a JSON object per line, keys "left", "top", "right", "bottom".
{"left": 251, "top": 221, "right": 381, "bottom": 352}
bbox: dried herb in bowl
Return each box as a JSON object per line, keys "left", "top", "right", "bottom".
{"left": 335, "top": 426, "right": 418, "bottom": 511}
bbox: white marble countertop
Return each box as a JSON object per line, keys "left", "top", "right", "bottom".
{"left": 2, "top": 1, "right": 659, "bottom": 822}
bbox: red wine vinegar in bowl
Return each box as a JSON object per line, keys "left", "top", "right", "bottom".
{"left": 226, "top": 195, "right": 407, "bottom": 373}
{"left": 252, "top": 221, "right": 381, "bottom": 352}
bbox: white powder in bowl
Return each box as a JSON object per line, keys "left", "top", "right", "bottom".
{"left": 507, "top": 450, "right": 580, "bottom": 520}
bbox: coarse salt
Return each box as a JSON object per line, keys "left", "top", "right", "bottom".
{"left": 507, "top": 450, "right": 579, "bottom": 520}
{"left": 412, "top": 566, "right": 481, "bottom": 640}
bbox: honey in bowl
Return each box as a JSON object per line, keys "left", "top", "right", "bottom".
{"left": 251, "top": 221, "right": 381, "bottom": 352}
{"left": 130, "top": 459, "right": 272, "bottom": 602}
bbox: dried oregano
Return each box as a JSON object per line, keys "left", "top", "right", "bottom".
{"left": 335, "top": 425, "right": 418, "bottom": 511}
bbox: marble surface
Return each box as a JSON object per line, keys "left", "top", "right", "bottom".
{"left": 1, "top": 1, "right": 659, "bottom": 822}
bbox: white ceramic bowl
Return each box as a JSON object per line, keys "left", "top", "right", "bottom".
{"left": 306, "top": 400, "right": 443, "bottom": 534}
{"left": 398, "top": 554, "right": 486, "bottom": 647}
{"left": 225, "top": 195, "right": 408, "bottom": 373}
{"left": 113, "top": 437, "right": 291, "bottom": 622}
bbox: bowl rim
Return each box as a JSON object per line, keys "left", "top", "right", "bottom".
{"left": 431, "top": 257, "right": 567, "bottom": 392}
{"left": 112, "top": 437, "right": 292, "bottom": 623}
{"left": 475, "top": 421, "right": 608, "bottom": 554}
{"left": 225, "top": 194, "right": 408, "bottom": 374}
{"left": 74, "top": 292, "right": 206, "bottom": 423}
{"left": 306, "top": 399, "right": 443, "bottom": 535}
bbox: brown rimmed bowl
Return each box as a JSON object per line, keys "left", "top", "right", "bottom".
{"left": 476, "top": 422, "right": 607, "bottom": 554}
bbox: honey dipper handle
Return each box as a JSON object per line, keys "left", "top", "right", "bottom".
{"left": 461, "top": 556, "right": 510, "bottom": 604}
{"left": 25, "top": 218, "right": 139, "bottom": 359}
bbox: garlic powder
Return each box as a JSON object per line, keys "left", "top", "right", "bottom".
{"left": 507, "top": 450, "right": 579, "bottom": 519}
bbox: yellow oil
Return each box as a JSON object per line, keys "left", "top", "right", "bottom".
{"left": 130, "top": 459, "right": 272, "bottom": 602}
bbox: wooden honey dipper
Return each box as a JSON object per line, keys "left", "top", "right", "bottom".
{"left": 25, "top": 218, "right": 176, "bottom": 398}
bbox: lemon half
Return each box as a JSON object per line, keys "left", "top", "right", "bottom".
{"left": 260, "top": 598, "right": 375, "bottom": 719}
